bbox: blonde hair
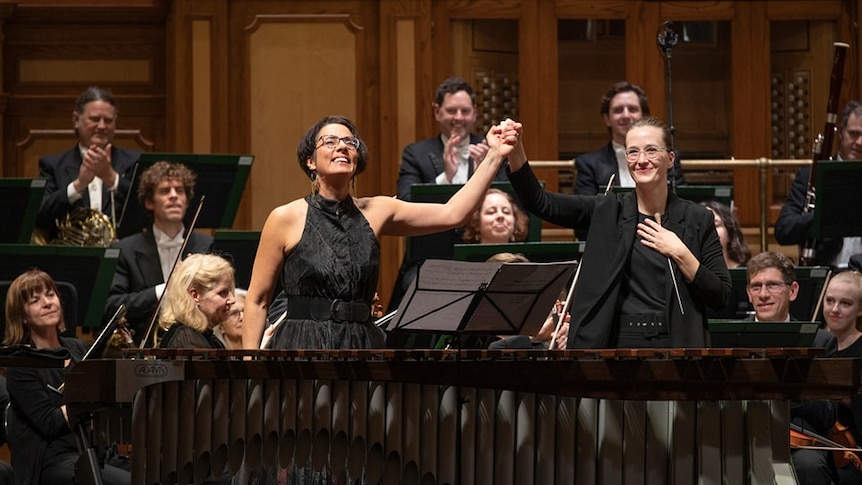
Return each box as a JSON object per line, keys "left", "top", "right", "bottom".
{"left": 826, "top": 271, "right": 862, "bottom": 331}
{"left": 159, "top": 254, "right": 235, "bottom": 333}
{"left": 3, "top": 269, "right": 66, "bottom": 345}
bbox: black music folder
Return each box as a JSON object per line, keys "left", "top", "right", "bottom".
{"left": 117, "top": 153, "right": 254, "bottom": 238}
{"left": 812, "top": 160, "right": 862, "bottom": 238}
{"left": 0, "top": 178, "right": 46, "bottom": 243}
{"left": 391, "top": 259, "right": 577, "bottom": 336}
{"left": 708, "top": 320, "right": 820, "bottom": 348}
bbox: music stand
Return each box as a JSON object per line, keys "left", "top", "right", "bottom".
{"left": 709, "top": 266, "right": 831, "bottom": 321}
{"left": 453, "top": 241, "right": 586, "bottom": 263}
{"left": 0, "top": 244, "right": 119, "bottom": 332}
{"left": 812, "top": 160, "right": 862, "bottom": 238}
{"left": 709, "top": 320, "right": 820, "bottom": 348}
{"left": 391, "top": 259, "right": 577, "bottom": 338}
{"left": 0, "top": 178, "right": 46, "bottom": 243}
{"left": 212, "top": 230, "right": 261, "bottom": 289}
{"left": 117, "top": 153, "right": 254, "bottom": 238}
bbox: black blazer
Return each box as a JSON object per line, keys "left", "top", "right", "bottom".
{"left": 396, "top": 134, "right": 508, "bottom": 200}
{"left": 105, "top": 228, "right": 213, "bottom": 341}
{"left": 509, "top": 162, "right": 731, "bottom": 349}
{"left": 575, "top": 142, "right": 687, "bottom": 196}
{"left": 36, "top": 144, "right": 141, "bottom": 238}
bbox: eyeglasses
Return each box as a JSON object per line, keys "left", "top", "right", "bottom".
{"left": 747, "top": 281, "right": 788, "bottom": 293}
{"left": 317, "top": 135, "right": 361, "bottom": 151}
{"left": 625, "top": 146, "right": 669, "bottom": 162}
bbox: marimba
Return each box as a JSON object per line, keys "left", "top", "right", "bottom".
{"left": 64, "top": 348, "right": 860, "bottom": 485}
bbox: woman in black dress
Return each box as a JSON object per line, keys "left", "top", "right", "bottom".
{"left": 243, "top": 115, "right": 520, "bottom": 350}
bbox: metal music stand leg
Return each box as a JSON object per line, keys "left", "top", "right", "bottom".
{"left": 73, "top": 414, "right": 105, "bottom": 485}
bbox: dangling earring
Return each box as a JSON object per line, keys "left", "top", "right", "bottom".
{"left": 350, "top": 176, "right": 356, "bottom": 196}
{"left": 310, "top": 170, "right": 319, "bottom": 194}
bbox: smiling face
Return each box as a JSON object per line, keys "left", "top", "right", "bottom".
{"left": 603, "top": 91, "right": 643, "bottom": 145}
{"left": 306, "top": 123, "right": 359, "bottom": 181}
{"left": 625, "top": 125, "right": 673, "bottom": 188}
{"left": 823, "top": 279, "right": 862, "bottom": 337}
{"left": 746, "top": 268, "right": 798, "bottom": 322}
{"left": 477, "top": 191, "right": 516, "bottom": 243}
{"left": 73, "top": 100, "right": 117, "bottom": 149}
{"left": 145, "top": 179, "right": 188, "bottom": 226}
{"left": 190, "top": 274, "right": 235, "bottom": 328}
{"left": 23, "top": 285, "right": 63, "bottom": 334}
{"left": 434, "top": 90, "right": 477, "bottom": 140}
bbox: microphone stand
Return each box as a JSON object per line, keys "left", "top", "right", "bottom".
{"left": 657, "top": 21, "right": 679, "bottom": 194}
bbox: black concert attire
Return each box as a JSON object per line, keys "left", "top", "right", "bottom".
{"left": 105, "top": 228, "right": 213, "bottom": 344}
{"left": 267, "top": 193, "right": 385, "bottom": 350}
{"left": 775, "top": 165, "right": 862, "bottom": 267}
{"left": 158, "top": 322, "right": 225, "bottom": 349}
{"left": 508, "top": 162, "right": 731, "bottom": 349}
{"left": 36, "top": 145, "right": 140, "bottom": 241}
{"left": 5, "top": 337, "right": 130, "bottom": 485}
{"left": 792, "top": 335, "right": 862, "bottom": 484}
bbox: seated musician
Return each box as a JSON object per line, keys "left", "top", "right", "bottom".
{"left": 461, "top": 188, "right": 529, "bottom": 244}
{"left": 745, "top": 251, "right": 833, "bottom": 347}
{"left": 745, "top": 251, "right": 801, "bottom": 322}
{"left": 157, "top": 253, "right": 235, "bottom": 349}
{"left": 3, "top": 269, "right": 130, "bottom": 485}
{"left": 774, "top": 100, "right": 862, "bottom": 268}
{"left": 506, "top": 117, "right": 731, "bottom": 348}
{"left": 702, "top": 200, "right": 750, "bottom": 269}
{"left": 792, "top": 271, "right": 862, "bottom": 484}
{"left": 214, "top": 288, "right": 245, "bottom": 350}
{"left": 105, "top": 161, "right": 213, "bottom": 345}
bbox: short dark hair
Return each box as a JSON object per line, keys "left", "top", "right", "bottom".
{"left": 746, "top": 251, "right": 796, "bottom": 284}
{"left": 75, "top": 86, "right": 118, "bottom": 115}
{"left": 840, "top": 100, "right": 862, "bottom": 128}
{"left": 628, "top": 117, "right": 673, "bottom": 149}
{"left": 600, "top": 81, "right": 649, "bottom": 117}
{"left": 296, "top": 115, "right": 369, "bottom": 180}
{"left": 434, "top": 77, "right": 475, "bottom": 106}
{"left": 137, "top": 161, "right": 197, "bottom": 208}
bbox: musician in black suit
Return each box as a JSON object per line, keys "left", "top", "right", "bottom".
{"left": 35, "top": 87, "right": 141, "bottom": 242}
{"left": 775, "top": 100, "right": 862, "bottom": 268}
{"left": 575, "top": 82, "right": 685, "bottom": 196}
{"left": 396, "top": 76, "right": 508, "bottom": 201}
{"left": 105, "top": 161, "right": 213, "bottom": 345}
{"left": 389, "top": 77, "right": 509, "bottom": 319}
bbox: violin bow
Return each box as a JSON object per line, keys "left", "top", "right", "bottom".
{"left": 139, "top": 196, "right": 206, "bottom": 350}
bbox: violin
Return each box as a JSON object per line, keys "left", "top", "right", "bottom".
{"left": 790, "top": 423, "right": 862, "bottom": 472}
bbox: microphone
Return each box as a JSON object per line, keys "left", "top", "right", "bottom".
{"left": 656, "top": 21, "right": 679, "bottom": 57}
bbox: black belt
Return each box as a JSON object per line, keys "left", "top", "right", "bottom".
{"left": 618, "top": 313, "right": 668, "bottom": 338}
{"left": 286, "top": 297, "right": 371, "bottom": 323}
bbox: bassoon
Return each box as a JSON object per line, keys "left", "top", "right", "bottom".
{"left": 799, "top": 42, "right": 849, "bottom": 266}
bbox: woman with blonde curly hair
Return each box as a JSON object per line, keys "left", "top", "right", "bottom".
{"left": 461, "top": 188, "right": 529, "bottom": 244}
{"left": 157, "top": 253, "right": 236, "bottom": 349}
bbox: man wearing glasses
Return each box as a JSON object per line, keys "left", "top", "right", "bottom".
{"left": 744, "top": 251, "right": 800, "bottom": 322}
